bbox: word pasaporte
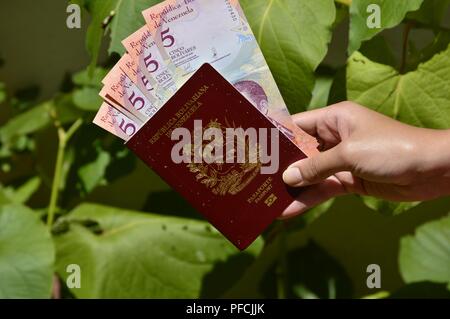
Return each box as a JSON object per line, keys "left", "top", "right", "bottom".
{"left": 171, "top": 120, "right": 280, "bottom": 174}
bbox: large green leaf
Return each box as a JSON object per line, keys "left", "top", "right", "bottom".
{"left": 54, "top": 204, "right": 263, "bottom": 298}
{"left": 399, "top": 215, "right": 450, "bottom": 289}
{"left": 349, "top": 0, "right": 423, "bottom": 54}
{"left": 80, "top": 0, "right": 160, "bottom": 71}
{"left": 0, "top": 204, "right": 54, "bottom": 298}
{"left": 77, "top": 148, "right": 111, "bottom": 193}
{"left": 72, "top": 68, "right": 107, "bottom": 111}
{"left": 261, "top": 241, "right": 353, "bottom": 299}
{"left": 73, "top": 87, "right": 103, "bottom": 111}
{"left": 72, "top": 68, "right": 109, "bottom": 87}
{"left": 407, "top": 0, "right": 450, "bottom": 28}
{"left": 225, "top": 206, "right": 339, "bottom": 298}
{"left": 347, "top": 47, "right": 450, "bottom": 214}
{"left": 359, "top": 34, "right": 397, "bottom": 68}
{"left": 0, "top": 177, "right": 41, "bottom": 205}
{"left": 80, "top": 0, "right": 116, "bottom": 73}
{"left": 0, "top": 95, "right": 83, "bottom": 145}
{"left": 406, "top": 31, "right": 450, "bottom": 72}
{"left": 108, "top": 0, "right": 161, "bottom": 55}
{"left": 0, "top": 102, "right": 53, "bottom": 144}
{"left": 241, "top": 0, "right": 336, "bottom": 112}
{"left": 347, "top": 46, "right": 450, "bottom": 129}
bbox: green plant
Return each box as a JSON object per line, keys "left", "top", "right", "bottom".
{"left": 0, "top": 0, "right": 449, "bottom": 298}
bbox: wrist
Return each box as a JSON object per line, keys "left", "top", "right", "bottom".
{"left": 422, "top": 128, "right": 450, "bottom": 194}
{"left": 429, "top": 129, "right": 450, "bottom": 171}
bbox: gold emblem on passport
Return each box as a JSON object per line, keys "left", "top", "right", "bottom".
{"left": 186, "top": 119, "right": 262, "bottom": 196}
{"left": 264, "top": 193, "right": 278, "bottom": 207}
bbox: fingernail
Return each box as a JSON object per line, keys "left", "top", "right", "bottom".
{"left": 282, "top": 167, "right": 303, "bottom": 185}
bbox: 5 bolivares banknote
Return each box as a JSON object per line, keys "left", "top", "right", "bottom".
{"left": 93, "top": 0, "right": 319, "bottom": 157}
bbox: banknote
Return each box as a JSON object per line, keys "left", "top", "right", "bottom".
{"left": 96, "top": 89, "right": 142, "bottom": 125}
{"left": 122, "top": 25, "right": 178, "bottom": 102}
{"left": 93, "top": 102, "right": 141, "bottom": 141}
{"left": 142, "top": 0, "right": 319, "bottom": 156}
{"left": 100, "top": 62, "right": 160, "bottom": 123}
{"left": 117, "top": 53, "right": 161, "bottom": 103}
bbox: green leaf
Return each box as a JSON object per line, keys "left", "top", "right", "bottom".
{"left": 260, "top": 241, "right": 353, "bottom": 298}
{"left": 225, "top": 217, "right": 352, "bottom": 299}
{"left": 9, "top": 177, "right": 41, "bottom": 204}
{"left": 293, "top": 284, "right": 320, "bottom": 299}
{"left": 53, "top": 94, "right": 86, "bottom": 124}
{"left": 0, "top": 204, "right": 54, "bottom": 298}
{"left": 55, "top": 203, "right": 263, "bottom": 298}
{"left": 349, "top": 0, "right": 423, "bottom": 54}
{"left": 82, "top": 0, "right": 160, "bottom": 72}
{"left": 73, "top": 87, "right": 103, "bottom": 111}
{"left": 362, "top": 196, "right": 420, "bottom": 216}
{"left": 327, "top": 66, "right": 347, "bottom": 105}
{"left": 361, "top": 291, "right": 390, "bottom": 299}
{"left": 347, "top": 47, "right": 450, "bottom": 214}
{"left": 359, "top": 34, "right": 397, "bottom": 67}
{"left": 407, "top": 0, "right": 450, "bottom": 28}
{"left": 406, "top": 31, "right": 450, "bottom": 72}
{"left": 347, "top": 46, "right": 450, "bottom": 129}
{"left": 72, "top": 68, "right": 108, "bottom": 87}
{"left": 108, "top": 0, "right": 161, "bottom": 56}
{"left": 241, "top": 0, "right": 336, "bottom": 112}
{"left": 82, "top": 0, "right": 116, "bottom": 73}
{"left": 0, "top": 185, "right": 15, "bottom": 205}
{"left": 0, "top": 102, "right": 52, "bottom": 144}
{"left": 77, "top": 149, "right": 111, "bottom": 193}
{"left": 308, "top": 77, "right": 334, "bottom": 110}
{"left": 0, "top": 95, "right": 83, "bottom": 145}
{"left": 399, "top": 215, "right": 450, "bottom": 288}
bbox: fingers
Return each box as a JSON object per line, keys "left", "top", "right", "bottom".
{"left": 283, "top": 144, "right": 349, "bottom": 187}
{"left": 279, "top": 176, "right": 346, "bottom": 219}
{"left": 292, "top": 102, "right": 353, "bottom": 147}
{"left": 292, "top": 107, "right": 329, "bottom": 136}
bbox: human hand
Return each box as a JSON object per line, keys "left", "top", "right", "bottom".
{"left": 281, "top": 101, "right": 450, "bottom": 219}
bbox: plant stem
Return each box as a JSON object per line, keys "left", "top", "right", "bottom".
{"left": 46, "top": 119, "right": 83, "bottom": 227}
{"left": 400, "top": 22, "right": 414, "bottom": 73}
{"left": 275, "top": 222, "right": 288, "bottom": 299}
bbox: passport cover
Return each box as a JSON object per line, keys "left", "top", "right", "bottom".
{"left": 126, "top": 63, "right": 306, "bottom": 250}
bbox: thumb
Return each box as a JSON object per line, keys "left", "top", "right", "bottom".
{"left": 283, "top": 145, "right": 349, "bottom": 187}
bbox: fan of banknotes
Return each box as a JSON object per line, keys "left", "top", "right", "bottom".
{"left": 93, "top": 0, "right": 319, "bottom": 157}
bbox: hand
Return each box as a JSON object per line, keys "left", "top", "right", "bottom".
{"left": 281, "top": 101, "right": 450, "bottom": 219}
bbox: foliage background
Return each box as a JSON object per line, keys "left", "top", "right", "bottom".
{"left": 0, "top": 0, "right": 449, "bottom": 298}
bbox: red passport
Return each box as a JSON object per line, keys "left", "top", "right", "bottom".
{"left": 126, "top": 64, "right": 306, "bottom": 250}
